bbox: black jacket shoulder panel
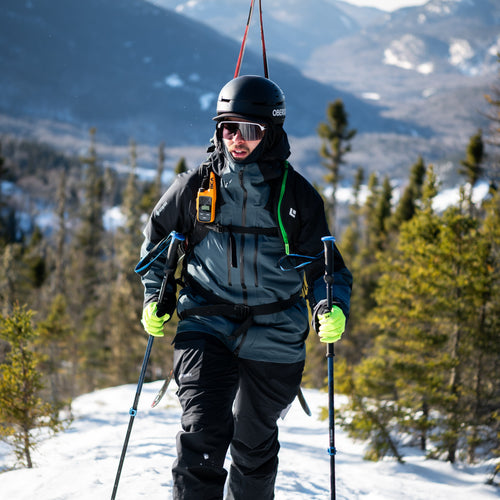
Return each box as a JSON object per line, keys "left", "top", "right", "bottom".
{"left": 278, "top": 163, "right": 330, "bottom": 256}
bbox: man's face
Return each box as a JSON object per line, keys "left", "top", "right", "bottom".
{"left": 219, "top": 118, "right": 266, "bottom": 161}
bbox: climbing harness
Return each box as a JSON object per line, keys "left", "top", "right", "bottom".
{"left": 179, "top": 275, "right": 302, "bottom": 342}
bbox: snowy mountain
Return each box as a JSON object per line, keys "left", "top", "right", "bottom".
{"left": 146, "top": 0, "right": 365, "bottom": 66}
{"left": 381, "top": 0, "right": 500, "bottom": 76}
{"left": 0, "top": 0, "right": 405, "bottom": 148}
{"left": 0, "top": 0, "right": 498, "bottom": 179}
{"left": 0, "top": 382, "right": 498, "bottom": 499}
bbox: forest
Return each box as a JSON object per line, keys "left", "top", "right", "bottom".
{"left": 0, "top": 67, "right": 499, "bottom": 479}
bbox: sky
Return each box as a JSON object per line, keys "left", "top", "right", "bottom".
{"left": 342, "top": 0, "right": 429, "bottom": 11}
{"left": 0, "top": 382, "right": 498, "bottom": 499}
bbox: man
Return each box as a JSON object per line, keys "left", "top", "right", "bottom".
{"left": 140, "top": 75, "right": 352, "bottom": 499}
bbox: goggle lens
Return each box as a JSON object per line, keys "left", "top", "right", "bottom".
{"left": 218, "top": 121, "right": 266, "bottom": 141}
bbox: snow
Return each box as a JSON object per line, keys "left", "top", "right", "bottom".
{"left": 165, "top": 74, "right": 184, "bottom": 88}
{"left": 199, "top": 92, "right": 216, "bottom": 111}
{"left": 449, "top": 39, "right": 474, "bottom": 67}
{"left": 424, "top": 0, "right": 473, "bottom": 16}
{"left": 103, "top": 206, "right": 127, "bottom": 231}
{"left": 361, "top": 92, "right": 381, "bottom": 101}
{"left": 383, "top": 35, "right": 434, "bottom": 74}
{"left": 432, "top": 181, "right": 490, "bottom": 212}
{"left": 448, "top": 38, "right": 480, "bottom": 75}
{"left": 338, "top": 0, "right": 428, "bottom": 11}
{"left": 489, "top": 37, "right": 500, "bottom": 57}
{"left": 1, "top": 382, "right": 498, "bottom": 499}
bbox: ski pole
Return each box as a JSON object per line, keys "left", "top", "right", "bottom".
{"left": 111, "top": 232, "right": 184, "bottom": 499}
{"left": 110, "top": 335, "right": 154, "bottom": 500}
{"left": 322, "top": 235, "right": 336, "bottom": 500}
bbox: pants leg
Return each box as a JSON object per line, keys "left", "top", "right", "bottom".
{"left": 172, "top": 332, "right": 239, "bottom": 500}
{"left": 226, "top": 358, "right": 305, "bottom": 500}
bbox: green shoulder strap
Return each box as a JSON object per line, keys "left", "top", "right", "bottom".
{"left": 277, "top": 161, "right": 290, "bottom": 255}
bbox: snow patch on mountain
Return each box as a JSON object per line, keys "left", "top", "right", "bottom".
{"left": 383, "top": 35, "right": 434, "bottom": 74}
{"left": 165, "top": 73, "right": 184, "bottom": 88}
{"left": 488, "top": 36, "right": 500, "bottom": 57}
{"left": 199, "top": 92, "right": 216, "bottom": 111}
{"left": 361, "top": 92, "right": 381, "bottom": 101}
{"left": 425, "top": 0, "right": 474, "bottom": 17}
{"left": 448, "top": 38, "right": 477, "bottom": 74}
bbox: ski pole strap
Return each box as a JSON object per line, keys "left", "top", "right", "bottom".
{"left": 134, "top": 234, "right": 173, "bottom": 276}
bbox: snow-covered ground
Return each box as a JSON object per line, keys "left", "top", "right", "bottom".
{"left": 0, "top": 382, "right": 498, "bottom": 499}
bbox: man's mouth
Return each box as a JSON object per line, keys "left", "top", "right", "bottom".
{"left": 231, "top": 148, "right": 249, "bottom": 158}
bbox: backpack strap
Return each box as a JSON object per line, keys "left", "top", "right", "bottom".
{"left": 204, "top": 223, "right": 278, "bottom": 237}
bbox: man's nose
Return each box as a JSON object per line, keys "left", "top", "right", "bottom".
{"left": 233, "top": 129, "right": 245, "bottom": 142}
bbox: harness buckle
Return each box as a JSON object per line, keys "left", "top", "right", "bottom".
{"left": 232, "top": 304, "right": 251, "bottom": 320}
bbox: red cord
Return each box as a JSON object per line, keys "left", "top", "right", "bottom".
{"left": 234, "top": 0, "right": 269, "bottom": 79}
{"left": 234, "top": 0, "right": 255, "bottom": 78}
{"left": 259, "top": 0, "right": 269, "bottom": 78}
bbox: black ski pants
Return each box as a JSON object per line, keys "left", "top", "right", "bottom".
{"left": 171, "top": 331, "right": 304, "bottom": 500}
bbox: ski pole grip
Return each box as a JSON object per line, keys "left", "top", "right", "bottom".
{"left": 166, "top": 231, "right": 185, "bottom": 270}
{"left": 157, "top": 232, "right": 185, "bottom": 317}
{"left": 322, "top": 236, "right": 336, "bottom": 308}
{"left": 322, "top": 236, "right": 336, "bottom": 360}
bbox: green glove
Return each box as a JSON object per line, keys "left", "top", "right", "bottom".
{"left": 318, "top": 305, "right": 346, "bottom": 343}
{"left": 141, "top": 302, "right": 170, "bottom": 337}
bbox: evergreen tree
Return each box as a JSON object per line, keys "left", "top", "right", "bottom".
{"left": 52, "top": 169, "right": 67, "bottom": 295}
{"left": 392, "top": 156, "right": 426, "bottom": 228}
{"left": 175, "top": 156, "right": 188, "bottom": 175}
{"left": 373, "top": 176, "right": 393, "bottom": 245}
{"left": 107, "top": 140, "right": 149, "bottom": 385}
{"left": 36, "top": 294, "right": 76, "bottom": 407}
{"left": 342, "top": 166, "right": 500, "bottom": 464}
{"left": 69, "top": 128, "right": 107, "bottom": 393}
{"left": 0, "top": 304, "right": 66, "bottom": 468}
{"left": 0, "top": 244, "right": 28, "bottom": 314}
{"left": 140, "top": 142, "right": 168, "bottom": 213}
{"left": 155, "top": 141, "right": 166, "bottom": 197}
{"left": 341, "top": 167, "right": 364, "bottom": 259}
{"left": 340, "top": 167, "right": 444, "bottom": 461}
{"left": 483, "top": 55, "right": 500, "bottom": 189}
{"left": 469, "top": 188, "right": 500, "bottom": 464}
{"left": 460, "top": 129, "right": 485, "bottom": 211}
{"left": 317, "top": 99, "right": 356, "bottom": 232}
{"left": 72, "top": 127, "right": 105, "bottom": 302}
{"left": 0, "top": 142, "right": 8, "bottom": 244}
{"left": 356, "top": 173, "right": 382, "bottom": 312}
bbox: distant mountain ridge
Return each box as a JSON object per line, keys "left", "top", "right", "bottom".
{"left": 0, "top": 0, "right": 412, "bottom": 148}
{"left": 0, "top": 0, "right": 498, "bottom": 180}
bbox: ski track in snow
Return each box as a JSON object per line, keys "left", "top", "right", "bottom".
{"left": 0, "top": 383, "right": 498, "bottom": 499}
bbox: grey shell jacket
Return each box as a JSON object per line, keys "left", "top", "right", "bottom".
{"left": 140, "top": 137, "right": 352, "bottom": 363}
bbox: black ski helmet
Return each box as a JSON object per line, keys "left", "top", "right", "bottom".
{"left": 214, "top": 75, "right": 286, "bottom": 125}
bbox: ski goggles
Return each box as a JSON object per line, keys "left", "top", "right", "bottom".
{"left": 217, "top": 121, "right": 266, "bottom": 141}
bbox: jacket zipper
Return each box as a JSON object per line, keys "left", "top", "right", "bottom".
{"left": 238, "top": 168, "right": 248, "bottom": 303}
